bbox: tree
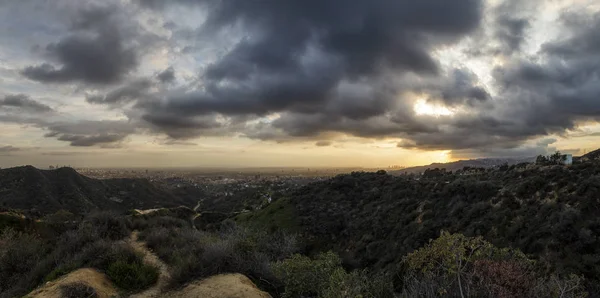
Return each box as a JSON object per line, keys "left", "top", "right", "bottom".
{"left": 536, "top": 155, "right": 549, "bottom": 165}
{"left": 550, "top": 151, "right": 567, "bottom": 165}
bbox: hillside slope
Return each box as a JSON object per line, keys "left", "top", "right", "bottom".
{"left": 0, "top": 166, "right": 193, "bottom": 214}
{"left": 391, "top": 157, "right": 534, "bottom": 174}
{"left": 242, "top": 160, "right": 600, "bottom": 282}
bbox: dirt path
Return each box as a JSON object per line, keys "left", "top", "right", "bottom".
{"left": 128, "top": 231, "right": 171, "bottom": 298}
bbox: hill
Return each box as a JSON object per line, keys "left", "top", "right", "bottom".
{"left": 391, "top": 157, "right": 534, "bottom": 174}
{"left": 237, "top": 159, "right": 600, "bottom": 285}
{"left": 0, "top": 166, "right": 194, "bottom": 215}
{"left": 581, "top": 148, "right": 600, "bottom": 161}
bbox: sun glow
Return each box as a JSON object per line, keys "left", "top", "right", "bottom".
{"left": 413, "top": 100, "right": 454, "bottom": 117}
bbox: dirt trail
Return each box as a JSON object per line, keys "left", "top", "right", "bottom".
{"left": 128, "top": 231, "right": 171, "bottom": 298}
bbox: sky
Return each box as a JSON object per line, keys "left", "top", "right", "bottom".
{"left": 1, "top": 0, "right": 600, "bottom": 168}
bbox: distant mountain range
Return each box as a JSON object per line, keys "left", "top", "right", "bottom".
{"left": 391, "top": 149, "right": 600, "bottom": 174}
{"left": 0, "top": 166, "right": 195, "bottom": 215}
{"left": 391, "top": 157, "right": 536, "bottom": 174}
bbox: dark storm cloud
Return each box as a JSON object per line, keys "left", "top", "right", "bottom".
{"left": 0, "top": 94, "right": 53, "bottom": 113}
{"left": 21, "top": 5, "right": 138, "bottom": 84}
{"left": 414, "top": 69, "right": 490, "bottom": 106}
{"left": 138, "top": 110, "right": 235, "bottom": 139}
{"left": 86, "top": 79, "right": 154, "bottom": 105}
{"left": 55, "top": 134, "right": 127, "bottom": 147}
{"left": 157, "top": 67, "right": 175, "bottom": 83}
{"left": 134, "top": 0, "right": 484, "bottom": 136}
{"left": 493, "top": 0, "right": 533, "bottom": 55}
{"left": 44, "top": 120, "right": 135, "bottom": 147}
{"left": 495, "top": 16, "right": 530, "bottom": 55}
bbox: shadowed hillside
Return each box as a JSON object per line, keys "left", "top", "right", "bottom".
{"left": 0, "top": 166, "right": 194, "bottom": 215}
{"left": 237, "top": 158, "right": 600, "bottom": 290}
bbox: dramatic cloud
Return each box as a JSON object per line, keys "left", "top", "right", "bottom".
{"left": 22, "top": 5, "right": 139, "bottom": 84}
{"left": 1, "top": 0, "right": 600, "bottom": 164}
{"left": 0, "top": 94, "right": 53, "bottom": 113}
{"left": 134, "top": 0, "right": 484, "bottom": 137}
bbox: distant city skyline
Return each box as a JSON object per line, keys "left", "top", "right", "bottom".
{"left": 1, "top": 0, "right": 600, "bottom": 168}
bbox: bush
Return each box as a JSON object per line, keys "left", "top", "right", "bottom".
{"left": 60, "top": 282, "right": 98, "bottom": 298}
{"left": 272, "top": 251, "right": 394, "bottom": 298}
{"left": 401, "top": 232, "right": 588, "bottom": 297}
{"left": 272, "top": 251, "right": 342, "bottom": 298}
{"left": 86, "top": 212, "right": 130, "bottom": 240}
{"left": 141, "top": 221, "right": 295, "bottom": 293}
{"left": 0, "top": 229, "right": 48, "bottom": 293}
{"left": 107, "top": 259, "right": 159, "bottom": 291}
{"left": 323, "top": 268, "right": 395, "bottom": 298}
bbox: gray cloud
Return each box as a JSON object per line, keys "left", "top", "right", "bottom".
{"left": 157, "top": 66, "right": 175, "bottom": 83}
{"left": 0, "top": 145, "right": 20, "bottom": 153}
{"left": 3, "top": 0, "right": 599, "bottom": 159}
{"left": 44, "top": 120, "right": 135, "bottom": 147}
{"left": 495, "top": 16, "right": 530, "bottom": 55}
{"left": 56, "top": 133, "right": 127, "bottom": 147}
{"left": 86, "top": 79, "right": 154, "bottom": 105}
{"left": 397, "top": 9, "right": 600, "bottom": 153}
{"left": 493, "top": 0, "right": 534, "bottom": 55}
{"left": 133, "top": 0, "right": 484, "bottom": 137}
{"left": 0, "top": 94, "right": 53, "bottom": 113}
{"left": 21, "top": 4, "right": 139, "bottom": 84}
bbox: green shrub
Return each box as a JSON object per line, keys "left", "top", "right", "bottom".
{"left": 272, "top": 251, "right": 342, "bottom": 298}
{"left": 272, "top": 251, "right": 394, "bottom": 298}
{"left": 107, "top": 259, "right": 159, "bottom": 291}
{"left": 322, "top": 268, "right": 395, "bottom": 298}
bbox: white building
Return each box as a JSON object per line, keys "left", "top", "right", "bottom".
{"left": 564, "top": 154, "right": 573, "bottom": 165}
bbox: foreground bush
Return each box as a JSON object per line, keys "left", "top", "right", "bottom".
{"left": 0, "top": 213, "right": 155, "bottom": 298}
{"left": 401, "top": 232, "right": 588, "bottom": 298}
{"left": 107, "top": 259, "right": 159, "bottom": 291}
{"left": 0, "top": 228, "right": 48, "bottom": 294}
{"left": 140, "top": 222, "right": 297, "bottom": 293}
{"left": 272, "top": 252, "right": 341, "bottom": 297}
{"left": 272, "top": 251, "right": 394, "bottom": 298}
